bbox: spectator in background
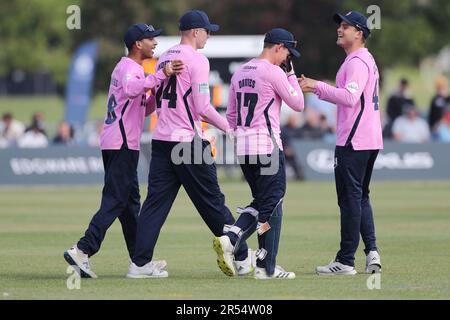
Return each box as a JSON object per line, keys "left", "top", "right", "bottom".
{"left": 53, "top": 121, "right": 75, "bottom": 145}
{"left": 428, "top": 75, "right": 450, "bottom": 131}
{"left": 306, "top": 91, "right": 336, "bottom": 127}
{"left": 26, "top": 112, "right": 47, "bottom": 136}
{"left": 87, "top": 121, "right": 104, "bottom": 147}
{"left": 281, "top": 114, "right": 305, "bottom": 180}
{"left": 1, "top": 112, "right": 25, "bottom": 147}
{"left": 433, "top": 106, "right": 450, "bottom": 142}
{"left": 392, "top": 104, "right": 430, "bottom": 143}
{"left": 298, "top": 108, "right": 329, "bottom": 140}
{"left": 384, "top": 78, "right": 415, "bottom": 138}
{"left": 319, "top": 113, "right": 336, "bottom": 143}
{"left": 17, "top": 121, "right": 48, "bottom": 148}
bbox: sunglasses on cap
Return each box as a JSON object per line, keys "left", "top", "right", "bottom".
{"left": 282, "top": 40, "right": 297, "bottom": 49}
{"left": 136, "top": 24, "right": 156, "bottom": 33}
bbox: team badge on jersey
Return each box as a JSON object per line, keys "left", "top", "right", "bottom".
{"left": 289, "top": 85, "right": 299, "bottom": 97}
{"left": 199, "top": 83, "right": 210, "bottom": 94}
{"left": 346, "top": 81, "right": 359, "bottom": 94}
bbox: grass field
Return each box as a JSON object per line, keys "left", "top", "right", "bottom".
{"left": 0, "top": 95, "right": 108, "bottom": 137}
{"left": 1, "top": 181, "right": 450, "bottom": 300}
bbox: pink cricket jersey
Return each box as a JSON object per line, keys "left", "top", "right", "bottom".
{"left": 314, "top": 48, "right": 383, "bottom": 150}
{"left": 100, "top": 57, "right": 166, "bottom": 150}
{"left": 152, "top": 44, "right": 229, "bottom": 142}
{"left": 227, "top": 58, "right": 305, "bottom": 155}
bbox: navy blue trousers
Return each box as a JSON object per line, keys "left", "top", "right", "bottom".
{"left": 334, "top": 144, "right": 379, "bottom": 266}
{"left": 238, "top": 151, "right": 286, "bottom": 272}
{"left": 239, "top": 151, "right": 286, "bottom": 222}
{"left": 77, "top": 147, "right": 140, "bottom": 258}
{"left": 133, "top": 139, "right": 248, "bottom": 267}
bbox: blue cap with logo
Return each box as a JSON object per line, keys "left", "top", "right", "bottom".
{"left": 333, "top": 11, "right": 371, "bottom": 39}
{"left": 264, "top": 28, "right": 300, "bottom": 58}
{"left": 124, "top": 23, "right": 163, "bottom": 48}
{"left": 179, "top": 10, "right": 219, "bottom": 32}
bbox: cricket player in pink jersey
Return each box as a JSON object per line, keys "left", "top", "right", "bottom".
{"left": 300, "top": 11, "right": 383, "bottom": 275}
{"left": 214, "top": 28, "right": 304, "bottom": 279}
{"left": 128, "top": 10, "right": 252, "bottom": 278}
{"left": 64, "top": 23, "right": 183, "bottom": 278}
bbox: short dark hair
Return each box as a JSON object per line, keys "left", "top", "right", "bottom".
{"left": 263, "top": 42, "right": 277, "bottom": 49}
{"left": 400, "top": 78, "right": 409, "bottom": 86}
{"left": 126, "top": 42, "right": 135, "bottom": 52}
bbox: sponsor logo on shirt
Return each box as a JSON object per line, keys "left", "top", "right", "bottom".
{"left": 199, "top": 83, "right": 210, "bottom": 94}
{"left": 346, "top": 81, "right": 359, "bottom": 94}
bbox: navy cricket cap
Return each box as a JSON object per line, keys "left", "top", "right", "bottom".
{"left": 334, "top": 11, "right": 371, "bottom": 39}
{"left": 179, "top": 10, "right": 219, "bottom": 32}
{"left": 264, "top": 28, "right": 300, "bottom": 58}
{"left": 124, "top": 23, "right": 163, "bottom": 48}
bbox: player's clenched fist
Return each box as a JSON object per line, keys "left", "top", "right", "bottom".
{"left": 163, "top": 60, "right": 184, "bottom": 76}
{"left": 299, "top": 74, "right": 317, "bottom": 93}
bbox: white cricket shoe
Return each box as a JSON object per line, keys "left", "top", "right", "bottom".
{"left": 64, "top": 245, "right": 97, "bottom": 279}
{"left": 315, "top": 260, "right": 357, "bottom": 276}
{"left": 151, "top": 259, "right": 167, "bottom": 271}
{"left": 213, "top": 236, "right": 236, "bottom": 276}
{"left": 234, "top": 249, "right": 255, "bottom": 276}
{"left": 365, "top": 251, "right": 382, "bottom": 274}
{"left": 126, "top": 261, "right": 168, "bottom": 279}
{"left": 129, "top": 258, "right": 167, "bottom": 271}
{"left": 254, "top": 265, "right": 296, "bottom": 279}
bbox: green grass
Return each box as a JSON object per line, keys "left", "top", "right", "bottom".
{"left": 1, "top": 181, "right": 450, "bottom": 300}
{"left": 0, "top": 96, "right": 65, "bottom": 125}
{"left": 0, "top": 95, "right": 107, "bottom": 136}
{"left": 381, "top": 65, "right": 438, "bottom": 111}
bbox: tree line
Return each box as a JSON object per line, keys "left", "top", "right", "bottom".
{"left": 1, "top": 0, "right": 448, "bottom": 92}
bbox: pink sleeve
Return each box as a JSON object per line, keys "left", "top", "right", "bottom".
{"left": 191, "top": 56, "right": 230, "bottom": 132}
{"left": 145, "top": 95, "right": 156, "bottom": 116}
{"left": 202, "top": 107, "right": 230, "bottom": 132}
{"left": 270, "top": 68, "right": 304, "bottom": 112}
{"left": 226, "top": 83, "right": 237, "bottom": 129}
{"left": 123, "top": 68, "right": 166, "bottom": 99}
{"left": 314, "top": 58, "right": 369, "bottom": 107}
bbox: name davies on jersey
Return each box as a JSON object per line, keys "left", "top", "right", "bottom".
{"left": 239, "top": 78, "right": 256, "bottom": 89}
